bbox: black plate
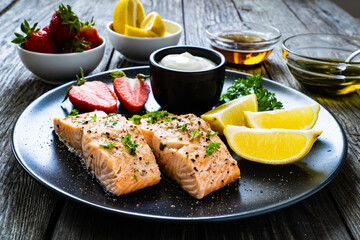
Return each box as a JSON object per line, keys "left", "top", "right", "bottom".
{"left": 11, "top": 66, "right": 347, "bottom": 222}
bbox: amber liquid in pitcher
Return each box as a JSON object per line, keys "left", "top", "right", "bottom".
{"left": 211, "top": 34, "right": 272, "bottom": 65}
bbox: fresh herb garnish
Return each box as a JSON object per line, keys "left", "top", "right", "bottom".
{"left": 217, "top": 74, "right": 283, "bottom": 111}
{"left": 191, "top": 131, "right": 202, "bottom": 140}
{"left": 134, "top": 169, "right": 139, "bottom": 173}
{"left": 121, "top": 132, "right": 139, "bottom": 155}
{"left": 68, "top": 109, "right": 79, "bottom": 117}
{"left": 129, "top": 115, "right": 142, "bottom": 124}
{"left": 179, "top": 124, "right": 187, "bottom": 131}
{"left": 133, "top": 175, "right": 138, "bottom": 182}
{"left": 206, "top": 131, "right": 218, "bottom": 137}
{"left": 164, "top": 116, "right": 177, "bottom": 123}
{"left": 100, "top": 141, "right": 117, "bottom": 149}
{"left": 106, "top": 113, "right": 116, "bottom": 118}
{"left": 159, "top": 142, "right": 167, "bottom": 151}
{"left": 90, "top": 114, "right": 97, "bottom": 123}
{"left": 205, "top": 142, "right": 221, "bottom": 156}
{"left": 143, "top": 111, "right": 169, "bottom": 124}
{"left": 105, "top": 119, "right": 118, "bottom": 126}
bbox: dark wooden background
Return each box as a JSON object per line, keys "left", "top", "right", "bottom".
{"left": 0, "top": 0, "right": 359, "bottom": 239}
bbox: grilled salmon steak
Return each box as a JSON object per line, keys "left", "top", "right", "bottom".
{"left": 53, "top": 111, "right": 161, "bottom": 196}
{"left": 137, "top": 112, "right": 240, "bottom": 199}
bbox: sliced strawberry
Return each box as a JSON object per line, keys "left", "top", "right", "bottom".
{"left": 78, "top": 18, "right": 102, "bottom": 48}
{"left": 111, "top": 72, "right": 150, "bottom": 113}
{"left": 12, "top": 20, "right": 58, "bottom": 53}
{"left": 64, "top": 68, "right": 118, "bottom": 114}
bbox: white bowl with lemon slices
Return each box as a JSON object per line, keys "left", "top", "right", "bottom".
{"left": 108, "top": 0, "right": 182, "bottom": 63}
{"left": 107, "top": 20, "right": 182, "bottom": 63}
{"left": 106, "top": 19, "right": 182, "bottom": 63}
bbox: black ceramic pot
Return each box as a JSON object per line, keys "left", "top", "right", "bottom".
{"left": 149, "top": 45, "right": 226, "bottom": 115}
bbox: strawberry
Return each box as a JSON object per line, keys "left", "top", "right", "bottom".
{"left": 12, "top": 20, "right": 58, "bottom": 53}
{"left": 49, "top": 4, "right": 80, "bottom": 45}
{"left": 111, "top": 72, "right": 150, "bottom": 113}
{"left": 62, "top": 36, "right": 91, "bottom": 53}
{"left": 78, "top": 18, "right": 102, "bottom": 48}
{"left": 64, "top": 68, "right": 118, "bottom": 114}
{"left": 42, "top": 25, "right": 50, "bottom": 32}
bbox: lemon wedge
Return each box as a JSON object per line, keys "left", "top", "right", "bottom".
{"left": 124, "top": 25, "right": 158, "bottom": 37}
{"left": 224, "top": 125, "right": 323, "bottom": 165}
{"left": 141, "top": 11, "right": 165, "bottom": 37}
{"left": 201, "top": 94, "right": 257, "bottom": 134}
{"left": 244, "top": 104, "right": 320, "bottom": 130}
{"left": 113, "top": 0, "right": 146, "bottom": 34}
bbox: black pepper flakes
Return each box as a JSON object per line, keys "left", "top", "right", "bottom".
{"left": 194, "top": 167, "right": 198, "bottom": 172}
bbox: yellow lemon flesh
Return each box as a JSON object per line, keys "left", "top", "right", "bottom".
{"left": 201, "top": 94, "right": 258, "bottom": 135}
{"left": 244, "top": 104, "right": 320, "bottom": 130}
{"left": 224, "top": 125, "right": 323, "bottom": 165}
{"left": 141, "top": 11, "right": 165, "bottom": 37}
{"left": 124, "top": 25, "right": 158, "bottom": 37}
{"left": 113, "top": 0, "right": 146, "bottom": 34}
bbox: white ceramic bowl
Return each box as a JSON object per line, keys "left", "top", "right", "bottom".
{"left": 106, "top": 20, "right": 182, "bottom": 63}
{"left": 17, "top": 37, "right": 105, "bottom": 85}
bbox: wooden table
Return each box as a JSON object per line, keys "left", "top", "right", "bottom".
{"left": 1, "top": 0, "right": 359, "bottom": 239}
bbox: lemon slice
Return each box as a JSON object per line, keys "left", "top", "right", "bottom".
{"left": 224, "top": 125, "right": 323, "bottom": 165}
{"left": 141, "top": 11, "right": 165, "bottom": 37}
{"left": 113, "top": 0, "right": 146, "bottom": 34}
{"left": 244, "top": 104, "right": 320, "bottom": 130}
{"left": 201, "top": 94, "right": 258, "bottom": 134}
{"left": 124, "top": 25, "right": 158, "bottom": 37}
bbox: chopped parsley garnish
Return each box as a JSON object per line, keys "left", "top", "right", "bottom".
{"left": 121, "top": 132, "right": 139, "bottom": 155}
{"left": 133, "top": 175, "right": 138, "bottom": 182}
{"left": 105, "top": 119, "right": 118, "bottom": 126}
{"left": 217, "top": 74, "right": 283, "bottom": 111}
{"left": 134, "top": 169, "right": 139, "bottom": 173}
{"left": 144, "top": 111, "right": 169, "bottom": 124}
{"left": 164, "top": 116, "right": 177, "bottom": 123}
{"left": 179, "top": 124, "right": 187, "bottom": 131}
{"left": 159, "top": 142, "right": 167, "bottom": 151}
{"left": 90, "top": 114, "right": 97, "bottom": 123}
{"left": 206, "top": 131, "right": 218, "bottom": 137}
{"left": 100, "top": 141, "right": 117, "bottom": 149}
{"left": 191, "top": 131, "right": 202, "bottom": 140}
{"left": 129, "top": 115, "right": 142, "bottom": 124}
{"left": 205, "top": 142, "right": 221, "bottom": 156}
{"left": 106, "top": 113, "right": 116, "bottom": 118}
{"left": 68, "top": 109, "right": 79, "bottom": 117}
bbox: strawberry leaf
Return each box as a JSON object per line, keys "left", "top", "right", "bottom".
{"left": 136, "top": 73, "right": 149, "bottom": 81}
{"left": 57, "top": 4, "right": 80, "bottom": 33}
{"left": 110, "top": 71, "right": 125, "bottom": 79}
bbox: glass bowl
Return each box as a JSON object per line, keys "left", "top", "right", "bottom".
{"left": 282, "top": 33, "right": 360, "bottom": 95}
{"left": 206, "top": 22, "right": 281, "bottom": 65}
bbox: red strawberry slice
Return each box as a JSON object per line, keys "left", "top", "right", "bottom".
{"left": 111, "top": 72, "right": 150, "bottom": 113}
{"left": 64, "top": 69, "right": 118, "bottom": 114}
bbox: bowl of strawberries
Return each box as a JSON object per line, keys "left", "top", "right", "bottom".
{"left": 13, "top": 4, "right": 105, "bottom": 85}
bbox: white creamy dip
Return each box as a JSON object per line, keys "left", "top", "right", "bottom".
{"left": 159, "top": 52, "right": 216, "bottom": 71}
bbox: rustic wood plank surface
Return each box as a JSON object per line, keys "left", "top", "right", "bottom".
{"left": 0, "top": 0, "right": 359, "bottom": 239}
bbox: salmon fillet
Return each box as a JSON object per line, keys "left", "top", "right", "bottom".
{"left": 138, "top": 112, "right": 240, "bottom": 199}
{"left": 53, "top": 111, "right": 161, "bottom": 196}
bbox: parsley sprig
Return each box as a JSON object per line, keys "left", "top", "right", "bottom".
{"left": 217, "top": 74, "right": 283, "bottom": 111}
{"left": 100, "top": 141, "right": 117, "bottom": 149}
{"left": 205, "top": 142, "right": 221, "bottom": 156}
{"left": 121, "top": 132, "right": 139, "bottom": 155}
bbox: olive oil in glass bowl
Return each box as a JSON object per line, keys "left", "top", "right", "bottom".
{"left": 206, "top": 22, "right": 281, "bottom": 65}
{"left": 282, "top": 33, "right": 360, "bottom": 95}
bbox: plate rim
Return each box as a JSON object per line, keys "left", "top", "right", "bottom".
{"left": 11, "top": 66, "right": 348, "bottom": 222}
